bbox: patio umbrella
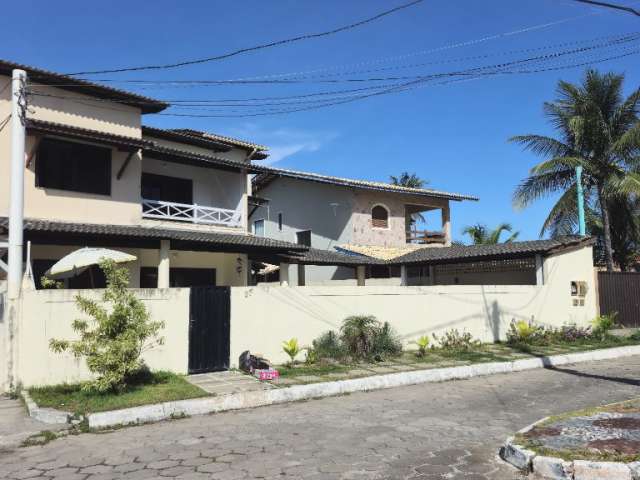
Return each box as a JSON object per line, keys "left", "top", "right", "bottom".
{"left": 45, "top": 247, "right": 137, "bottom": 280}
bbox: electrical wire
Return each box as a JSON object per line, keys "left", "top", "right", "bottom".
{"left": 65, "top": 0, "right": 426, "bottom": 76}
{"left": 571, "top": 0, "right": 640, "bottom": 16}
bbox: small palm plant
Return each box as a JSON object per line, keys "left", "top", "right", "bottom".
{"left": 414, "top": 335, "right": 430, "bottom": 357}
{"left": 282, "top": 338, "right": 301, "bottom": 365}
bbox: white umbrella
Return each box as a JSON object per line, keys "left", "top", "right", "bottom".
{"left": 45, "top": 247, "right": 137, "bottom": 280}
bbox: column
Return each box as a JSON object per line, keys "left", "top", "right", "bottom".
{"left": 279, "top": 262, "right": 290, "bottom": 286}
{"left": 428, "top": 265, "right": 436, "bottom": 286}
{"left": 158, "top": 239, "right": 170, "bottom": 288}
{"left": 535, "top": 254, "right": 544, "bottom": 286}
{"left": 400, "top": 265, "right": 408, "bottom": 286}
{"left": 441, "top": 204, "right": 451, "bottom": 247}
{"left": 356, "top": 266, "right": 366, "bottom": 286}
{"left": 297, "top": 264, "right": 306, "bottom": 286}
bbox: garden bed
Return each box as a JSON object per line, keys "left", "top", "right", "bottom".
{"left": 272, "top": 336, "right": 640, "bottom": 386}
{"left": 28, "top": 371, "right": 208, "bottom": 415}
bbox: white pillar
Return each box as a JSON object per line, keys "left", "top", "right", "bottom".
{"left": 441, "top": 204, "right": 451, "bottom": 247}
{"left": 535, "top": 254, "right": 544, "bottom": 285}
{"left": 242, "top": 168, "right": 250, "bottom": 233}
{"left": 279, "top": 262, "right": 290, "bottom": 286}
{"left": 158, "top": 240, "right": 170, "bottom": 288}
{"left": 297, "top": 264, "right": 306, "bottom": 286}
{"left": 7, "top": 69, "right": 27, "bottom": 300}
{"left": 400, "top": 265, "right": 408, "bottom": 286}
{"left": 356, "top": 266, "right": 366, "bottom": 286}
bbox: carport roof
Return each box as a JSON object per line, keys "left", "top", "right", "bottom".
{"left": 389, "top": 237, "right": 595, "bottom": 265}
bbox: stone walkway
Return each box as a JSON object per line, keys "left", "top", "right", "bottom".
{"left": 2, "top": 356, "right": 640, "bottom": 479}
{"left": 0, "top": 396, "right": 66, "bottom": 451}
{"left": 186, "top": 371, "right": 273, "bottom": 395}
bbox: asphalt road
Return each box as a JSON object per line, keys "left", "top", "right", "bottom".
{"left": 2, "top": 356, "right": 640, "bottom": 480}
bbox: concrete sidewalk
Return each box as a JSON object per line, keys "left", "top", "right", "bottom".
{"left": 0, "top": 396, "right": 66, "bottom": 450}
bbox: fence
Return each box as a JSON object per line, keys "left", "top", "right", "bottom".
{"left": 598, "top": 272, "right": 640, "bottom": 328}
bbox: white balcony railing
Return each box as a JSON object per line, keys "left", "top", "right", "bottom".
{"left": 142, "top": 199, "right": 243, "bottom": 228}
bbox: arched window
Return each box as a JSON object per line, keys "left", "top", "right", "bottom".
{"left": 371, "top": 205, "right": 389, "bottom": 229}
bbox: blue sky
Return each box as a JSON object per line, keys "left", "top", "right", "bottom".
{"left": 6, "top": 0, "right": 640, "bottom": 241}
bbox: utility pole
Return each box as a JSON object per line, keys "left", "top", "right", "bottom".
{"left": 576, "top": 165, "right": 586, "bottom": 236}
{"left": 7, "top": 69, "right": 27, "bottom": 299}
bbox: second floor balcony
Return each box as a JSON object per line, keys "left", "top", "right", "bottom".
{"left": 142, "top": 199, "right": 243, "bottom": 228}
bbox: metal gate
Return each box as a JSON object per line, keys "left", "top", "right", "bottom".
{"left": 598, "top": 272, "right": 640, "bottom": 328}
{"left": 188, "top": 286, "right": 231, "bottom": 373}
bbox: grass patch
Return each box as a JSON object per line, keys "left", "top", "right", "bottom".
{"left": 21, "top": 430, "right": 59, "bottom": 447}
{"left": 28, "top": 371, "right": 208, "bottom": 415}
{"left": 274, "top": 335, "right": 640, "bottom": 382}
{"left": 513, "top": 397, "right": 640, "bottom": 463}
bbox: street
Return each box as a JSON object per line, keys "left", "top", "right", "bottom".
{"left": 2, "top": 356, "right": 640, "bottom": 480}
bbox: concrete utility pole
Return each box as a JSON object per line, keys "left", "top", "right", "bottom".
{"left": 576, "top": 165, "right": 586, "bottom": 237}
{"left": 7, "top": 69, "right": 27, "bottom": 299}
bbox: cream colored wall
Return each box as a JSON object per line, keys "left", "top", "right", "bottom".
{"left": 15, "top": 288, "right": 189, "bottom": 387}
{"left": 30, "top": 245, "right": 249, "bottom": 287}
{"left": 0, "top": 74, "right": 144, "bottom": 224}
{"left": 351, "top": 190, "right": 448, "bottom": 247}
{"left": 0, "top": 292, "right": 9, "bottom": 392}
{"left": 230, "top": 246, "right": 597, "bottom": 366}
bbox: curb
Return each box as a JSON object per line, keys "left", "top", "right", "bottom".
{"left": 27, "top": 344, "right": 640, "bottom": 429}
{"left": 500, "top": 432, "right": 640, "bottom": 480}
{"left": 21, "top": 390, "right": 70, "bottom": 425}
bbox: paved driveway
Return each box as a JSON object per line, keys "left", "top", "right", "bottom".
{"left": 2, "top": 356, "right": 640, "bottom": 480}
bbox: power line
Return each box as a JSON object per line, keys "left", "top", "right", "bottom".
{"left": 28, "top": 37, "right": 640, "bottom": 117}
{"left": 65, "top": 0, "right": 426, "bottom": 76}
{"left": 571, "top": 0, "right": 640, "bottom": 16}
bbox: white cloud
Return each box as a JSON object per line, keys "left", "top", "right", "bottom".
{"left": 225, "top": 124, "right": 337, "bottom": 165}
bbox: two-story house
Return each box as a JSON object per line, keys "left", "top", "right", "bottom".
{"left": 0, "top": 60, "right": 306, "bottom": 289}
{"left": 250, "top": 168, "right": 478, "bottom": 285}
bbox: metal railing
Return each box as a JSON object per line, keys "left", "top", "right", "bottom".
{"left": 142, "top": 199, "right": 243, "bottom": 227}
{"left": 406, "top": 230, "right": 446, "bottom": 244}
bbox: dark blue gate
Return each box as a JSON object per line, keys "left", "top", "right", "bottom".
{"left": 188, "top": 286, "right": 230, "bottom": 373}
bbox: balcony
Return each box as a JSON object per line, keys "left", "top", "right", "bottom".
{"left": 406, "top": 230, "right": 446, "bottom": 245}
{"left": 142, "top": 199, "right": 243, "bottom": 228}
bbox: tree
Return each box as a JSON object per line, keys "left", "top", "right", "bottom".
{"left": 462, "top": 223, "right": 519, "bottom": 245}
{"left": 511, "top": 69, "right": 640, "bottom": 271}
{"left": 50, "top": 260, "right": 164, "bottom": 393}
{"left": 389, "top": 172, "right": 427, "bottom": 188}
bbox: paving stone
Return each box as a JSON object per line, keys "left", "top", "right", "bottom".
{"left": 3, "top": 356, "right": 640, "bottom": 480}
{"left": 79, "top": 465, "right": 113, "bottom": 475}
{"left": 573, "top": 460, "right": 632, "bottom": 480}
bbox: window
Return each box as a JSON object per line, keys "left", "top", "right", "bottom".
{"left": 253, "top": 219, "right": 265, "bottom": 237}
{"left": 371, "top": 205, "right": 389, "bottom": 229}
{"left": 140, "top": 267, "right": 216, "bottom": 288}
{"left": 278, "top": 213, "right": 283, "bottom": 231}
{"left": 35, "top": 138, "right": 111, "bottom": 195}
{"left": 296, "top": 230, "right": 311, "bottom": 247}
{"left": 141, "top": 172, "right": 193, "bottom": 204}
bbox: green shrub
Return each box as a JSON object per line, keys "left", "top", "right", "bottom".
{"left": 433, "top": 329, "right": 478, "bottom": 351}
{"left": 340, "top": 315, "right": 380, "bottom": 359}
{"left": 371, "top": 322, "right": 403, "bottom": 360}
{"left": 304, "top": 347, "right": 318, "bottom": 365}
{"left": 49, "top": 260, "right": 164, "bottom": 393}
{"left": 592, "top": 313, "right": 618, "bottom": 339}
{"left": 312, "top": 331, "right": 347, "bottom": 360}
{"left": 282, "top": 338, "right": 301, "bottom": 365}
{"left": 414, "top": 335, "right": 430, "bottom": 357}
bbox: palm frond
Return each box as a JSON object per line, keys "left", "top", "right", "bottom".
{"left": 508, "top": 135, "right": 572, "bottom": 158}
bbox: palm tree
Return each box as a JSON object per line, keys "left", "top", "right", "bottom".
{"left": 462, "top": 223, "right": 520, "bottom": 245}
{"left": 511, "top": 69, "right": 640, "bottom": 271}
{"left": 390, "top": 172, "right": 429, "bottom": 229}
{"left": 389, "top": 172, "right": 427, "bottom": 188}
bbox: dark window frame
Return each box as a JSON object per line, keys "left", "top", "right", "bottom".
{"left": 278, "top": 212, "right": 283, "bottom": 231}
{"left": 371, "top": 205, "right": 389, "bottom": 229}
{"left": 141, "top": 172, "right": 194, "bottom": 205}
{"left": 35, "top": 137, "right": 112, "bottom": 196}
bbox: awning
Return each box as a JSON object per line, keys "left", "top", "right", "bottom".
{"left": 0, "top": 218, "right": 307, "bottom": 255}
